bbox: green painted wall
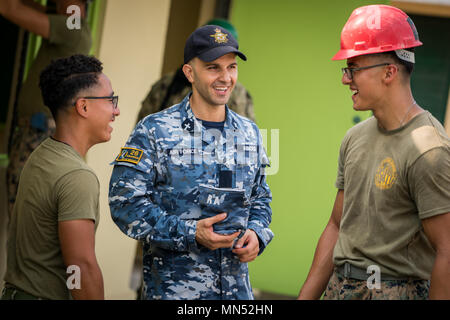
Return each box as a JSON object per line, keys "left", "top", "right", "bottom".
{"left": 231, "top": 0, "right": 387, "bottom": 297}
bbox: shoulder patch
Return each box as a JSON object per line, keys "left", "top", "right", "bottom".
{"left": 115, "top": 147, "right": 144, "bottom": 165}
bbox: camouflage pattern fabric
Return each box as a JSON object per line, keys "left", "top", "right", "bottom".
{"left": 137, "top": 70, "right": 255, "bottom": 123}
{"left": 198, "top": 184, "right": 249, "bottom": 235}
{"left": 109, "top": 94, "right": 273, "bottom": 300}
{"left": 6, "top": 116, "right": 55, "bottom": 216}
{"left": 323, "top": 270, "right": 430, "bottom": 300}
{"left": 132, "top": 70, "right": 256, "bottom": 295}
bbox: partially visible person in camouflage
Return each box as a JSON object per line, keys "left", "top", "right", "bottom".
{"left": 323, "top": 268, "right": 430, "bottom": 300}
{"left": 6, "top": 119, "right": 55, "bottom": 215}
{"left": 130, "top": 19, "right": 255, "bottom": 298}
{"left": 0, "top": 0, "right": 92, "bottom": 216}
{"left": 109, "top": 24, "right": 273, "bottom": 300}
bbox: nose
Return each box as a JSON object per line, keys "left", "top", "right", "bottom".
{"left": 342, "top": 72, "right": 352, "bottom": 85}
{"left": 218, "top": 69, "right": 232, "bottom": 83}
{"left": 114, "top": 106, "right": 120, "bottom": 117}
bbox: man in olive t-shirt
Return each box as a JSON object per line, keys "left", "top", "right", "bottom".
{"left": 4, "top": 138, "right": 100, "bottom": 300}
{"left": 0, "top": 0, "right": 92, "bottom": 217}
{"left": 2, "top": 54, "right": 120, "bottom": 300}
{"left": 298, "top": 5, "right": 450, "bottom": 300}
{"left": 330, "top": 112, "right": 450, "bottom": 288}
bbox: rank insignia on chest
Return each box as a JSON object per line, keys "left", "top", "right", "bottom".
{"left": 115, "top": 147, "right": 144, "bottom": 164}
{"left": 210, "top": 28, "right": 228, "bottom": 44}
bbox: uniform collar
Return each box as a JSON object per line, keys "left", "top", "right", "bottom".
{"left": 180, "top": 93, "right": 240, "bottom": 134}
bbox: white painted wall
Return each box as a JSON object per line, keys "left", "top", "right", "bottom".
{"left": 86, "top": 0, "right": 171, "bottom": 299}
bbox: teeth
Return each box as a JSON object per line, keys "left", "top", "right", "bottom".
{"left": 352, "top": 90, "right": 359, "bottom": 95}
{"left": 215, "top": 87, "right": 227, "bottom": 91}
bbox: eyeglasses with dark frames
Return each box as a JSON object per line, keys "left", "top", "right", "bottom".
{"left": 341, "top": 63, "right": 391, "bottom": 80}
{"left": 76, "top": 96, "right": 119, "bottom": 109}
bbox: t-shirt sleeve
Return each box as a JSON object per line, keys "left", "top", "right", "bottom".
{"left": 409, "top": 147, "right": 450, "bottom": 220}
{"left": 56, "top": 169, "right": 100, "bottom": 222}
{"left": 335, "top": 134, "right": 349, "bottom": 190}
{"left": 48, "top": 14, "right": 90, "bottom": 50}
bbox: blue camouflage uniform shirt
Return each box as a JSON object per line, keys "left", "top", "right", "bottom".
{"left": 109, "top": 94, "right": 273, "bottom": 300}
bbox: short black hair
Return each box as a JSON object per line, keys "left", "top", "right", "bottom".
{"left": 374, "top": 48, "right": 415, "bottom": 76}
{"left": 39, "top": 54, "right": 103, "bottom": 119}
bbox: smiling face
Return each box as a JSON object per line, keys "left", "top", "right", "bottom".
{"left": 342, "top": 54, "right": 391, "bottom": 111}
{"left": 184, "top": 53, "right": 237, "bottom": 108}
{"left": 85, "top": 73, "right": 120, "bottom": 144}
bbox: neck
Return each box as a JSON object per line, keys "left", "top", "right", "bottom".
{"left": 189, "top": 93, "right": 226, "bottom": 122}
{"left": 52, "top": 119, "right": 92, "bottom": 157}
{"left": 372, "top": 86, "right": 423, "bottom": 131}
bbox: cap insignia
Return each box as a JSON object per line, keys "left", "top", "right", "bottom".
{"left": 210, "top": 28, "right": 228, "bottom": 44}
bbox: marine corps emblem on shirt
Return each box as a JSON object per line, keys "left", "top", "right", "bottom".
{"left": 210, "top": 28, "right": 228, "bottom": 43}
{"left": 374, "top": 157, "right": 398, "bottom": 190}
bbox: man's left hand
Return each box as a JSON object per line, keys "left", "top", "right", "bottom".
{"left": 232, "top": 229, "right": 259, "bottom": 263}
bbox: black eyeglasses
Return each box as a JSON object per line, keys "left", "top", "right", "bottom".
{"left": 341, "top": 63, "right": 390, "bottom": 80}
{"left": 77, "top": 96, "right": 119, "bottom": 109}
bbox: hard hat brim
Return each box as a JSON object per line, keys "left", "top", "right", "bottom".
{"left": 332, "top": 41, "right": 423, "bottom": 61}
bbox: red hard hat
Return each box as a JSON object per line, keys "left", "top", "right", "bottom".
{"left": 332, "top": 5, "right": 423, "bottom": 61}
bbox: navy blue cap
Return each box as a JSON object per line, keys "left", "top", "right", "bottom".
{"left": 184, "top": 25, "right": 247, "bottom": 64}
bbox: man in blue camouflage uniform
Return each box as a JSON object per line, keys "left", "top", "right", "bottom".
{"left": 109, "top": 25, "right": 273, "bottom": 300}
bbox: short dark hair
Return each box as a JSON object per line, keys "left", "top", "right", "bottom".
{"left": 374, "top": 48, "right": 415, "bottom": 76}
{"left": 39, "top": 54, "right": 103, "bottom": 119}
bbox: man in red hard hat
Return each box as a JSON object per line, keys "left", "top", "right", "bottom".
{"left": 298, "top": 5, "right": 450, "bottom": 300}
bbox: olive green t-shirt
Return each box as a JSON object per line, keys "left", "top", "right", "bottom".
{"left": 333, "top": 111, "right": 450, "bottom": 279}
{"left": 4, "top": 138, "right": 100, "bottom": 299}
{"left": 16, "top": 14, "right": 91, "bottom": 119}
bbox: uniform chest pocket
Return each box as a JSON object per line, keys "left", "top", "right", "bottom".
{"left": 235, "top": 144, "right": 258, "bottom": 167}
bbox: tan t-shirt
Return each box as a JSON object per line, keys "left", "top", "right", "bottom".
{"left": 334, "top": 111, "right": 450, "bottom": 279}
{"left": 5, "top": 138, "right": 100, "bottom": 299}
{"left": 16, "top": 14, "right": 92, "bottom": 119}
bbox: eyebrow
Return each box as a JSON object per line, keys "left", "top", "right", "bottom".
{"left": 204, "top": 62, "right": 237, "bottom": 67}
{"left": 347, "top": 62, "right": 357, "bottom": 68}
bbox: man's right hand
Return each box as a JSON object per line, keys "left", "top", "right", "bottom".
{"left": 195, "top": 213, "right": 240, "bottom": 250}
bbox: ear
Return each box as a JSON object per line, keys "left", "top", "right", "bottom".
{"left": 74, "top": 98, "right": 89, "bottom": 119}
{"left": 182, "top": 63, "right": 194, "bottom": 84}
{"left": 383, "top": 64, "right": 399, "bottom": 84}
